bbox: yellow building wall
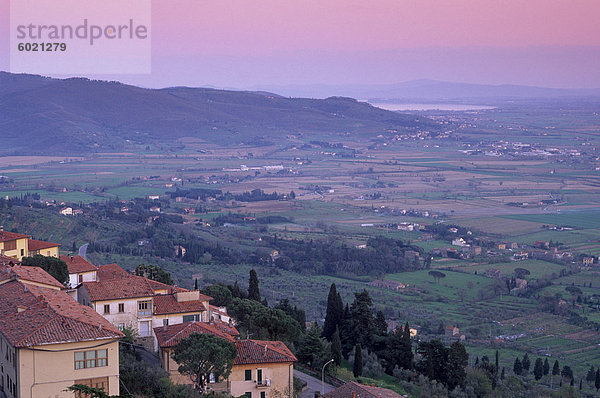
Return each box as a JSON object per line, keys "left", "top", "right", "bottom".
{"left": 0, "top": 238, "right": 29, "bottom": 260}
{"left": 17, "top": 339, "right": 120, "bottom": 398}
{"left": 31, "top": 246, "right": 59, "bottom": 258}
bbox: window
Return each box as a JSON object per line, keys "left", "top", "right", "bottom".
{"left": 138, "top": 300, "right": 152, "bottom": 316}
{"left": 103, "top": 304, "right": 110, "bottom": 314}
{"left": 245, "top": 369, "right": 252, "bottom": 381}
{"left": 244, "top": 393, "right": 252, "bottom": 398}
{"left": 163, "top": 319, "right": 169, "bottom": 326}
{"left": 209, "top": 373, "right": 216, "bottom": 383}
{"left": 75, "top": 349, "right": 108, "bottom": 369}
{"left": 118, "top": 303, "right": 125, "bottom": 313}
{"left": 261, "top": 392, "right": 266, "bottom": 398}
{"left": 139, "top": 321, "right": 151, "bottom": 337}
{"left": 257, "top": 369, "right": 263, "bottom": 385}
{"left": 20, "top": 249, "right": 24, "bottom": 256}
{"left": 182, "top": 314, "right": 201, "bottom": 322}
{"left": 78, "top": 274, "right": 83, "bottom": 284}
{"left": 74, "top": 377, "right": 108, "bottom": 398}
{"left": 118, "top": 324, "right": 125, "bottom": 331}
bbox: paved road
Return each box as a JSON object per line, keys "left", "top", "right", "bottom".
{"left": 78, "top": 243, "right": 89, "bottom": 258}
{"left": 295, "top": 370, "right": 335, "bottom": 398}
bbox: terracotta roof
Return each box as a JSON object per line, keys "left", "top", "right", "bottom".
{"left": 234, "top": 339, "right": 297, "bottom": 365}
{"left": 82, "top": 276, "right": 157, "bottom": 301}
{"left": 323, "top": 382, "right": 403, "bottom": 398}
{"left": 97, "top": 263, "right": 130, "bottom": 280}
{"left": 154, "top": 321, "right": 237, "bottom": 347}
{"left": 0, "top": 279, "right": 122, "bottom": 347}
{"left": 153, "top": 294, "right": 208, "bottom": 315}
{"left": 60, "top": 255, "right": 98, "bottom": 274}
{"left": 0, "top": 230, "right": 29, "bottom": 242}
{"left": 0, "top": 254, "right": 20, "bottom": 267}
{"left": 28, "top": 238, "right": 61, "bottom": 251}
{"left": 211, "top": 318, "right": 240, "bottom": 337}
{"left": 0, "top": 265, "right": 64, "bottom": 288}
{"left": 146, "top": 278, "right": 187, "bottom": 293}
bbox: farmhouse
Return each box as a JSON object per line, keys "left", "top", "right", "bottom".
{"left": 583, "top": 257, "right": 594, "bottom": 266}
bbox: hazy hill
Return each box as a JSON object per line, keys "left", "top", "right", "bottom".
{"left": 256, "top": 79, "right": 600, "bottom": 101}
{"left": 0, "top": 72, "right": 436, "bottom": 155}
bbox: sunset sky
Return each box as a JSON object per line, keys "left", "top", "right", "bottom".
{"left": 1, "top": 0, "right": 599, "bottom": 89}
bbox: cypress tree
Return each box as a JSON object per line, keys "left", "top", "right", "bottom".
{"left": 323, "top": 284, "right": 344, "bottom": 341}
{"left": 495, "top": 350, "right": 499, "bottom": 372}
{"left": 353, "top": 344, "right": 363, "bottom": 378}
{"left": 501, "top": 367, "right": 505, "bottom": 380}
{"left": 248, "top": 269, "right": 261, "bottom": 302}
{"left": 586, "top": 365, "right": 595, "bottom": 382}
{"left": 331, "top": 327, "right": 342, "bottom": 366}
{"left": 595, "top": 368, "right": 600, "bottom": 390}
{"left": 543, "top": 358, "right": 550, "bottom": 375}
{"left": 522, "top": 353, "right": 530, "bottom": 372}
{"left": 552, "top": 360, "right": 560, "bottom": 376}
{"left": 533, "top": 358, "right": 544, "bottom": 380}
{"left": 513, "top": 357, "right": 522, "bottom": 375}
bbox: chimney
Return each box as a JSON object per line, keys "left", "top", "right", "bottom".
{"left": 98, "top": 322, "right": 102, "bottom": 331}
{"left": 0, "top": 225, "right": 3, "bottom": 232}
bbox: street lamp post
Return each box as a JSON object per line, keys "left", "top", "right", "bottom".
{"left": 321, "top": 359, "right": 334, "bottom": 396}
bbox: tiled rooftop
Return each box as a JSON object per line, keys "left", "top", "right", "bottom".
{"left": 60, "top": 254, "right": 98, "bottom": 274}
{"left": 153, "top": 293, "right": 208, "bottom": 315}
{"left": 0, "top": 279, "right": 122, "bottom": 347}
{"left": 28, "top": 238, "right": 61, "bottom": 251}
{"left": 323, "top": 382, "right": 403, "bottom": 398}
{"left": 233, "top": 339, "right": 297, "bottom": 365}
{"left": 0, "top": 230, "right": 29, "bottom": 242}
{"left": 0, "top": 265, "right": 64, "bottom": 288}
{"left": 154, "top": 321, "right": 238, "bottom": 347}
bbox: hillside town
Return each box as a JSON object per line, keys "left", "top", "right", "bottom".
{"left": 0, "top": 230, "right": 298, "bottom": 398}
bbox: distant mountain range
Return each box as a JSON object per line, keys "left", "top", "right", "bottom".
{"left": 254, "top": 80, "right": 600, "bottom": 101}
{"left": 0, "top": 72, "right": 437, "bottom": 155}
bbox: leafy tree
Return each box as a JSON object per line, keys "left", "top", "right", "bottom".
{"left": 416, "top": 339, "right": 448, "bottom": 386}
{"left": 323, "top": 283, "right": 344, "bottom": 341}
{"left": 248, "top": 269, "right": 261, "bottom": 302}
{"left": 297, "top": 324, "right": 329, "bottom": 368}
{"left": 552, "top": 360, "right": 560, "bottom": 376}
{"left": 202, "top": 284, "right": 233, "bottom": 307}
{"left": 373, "top": 311, "right": 388, "bottom": 337}
{"left": 66, "top": 385, "right": 114, "bottom": 398}
{"left": 350, "top": 290, "right": 375, "bottom": 350}
{"left": 514, "top": 268, "right": 531, "bottom": 279}
{"left": 521, "top": 353, "right": 530, "bottom": 372}
{"left": 385, "top": 322, "right": 413, "bottom": 372}
{"left": 134, "top": 263, "right": 173, "bottom": 285}
{"left": 533, "top": 358, "right": 544, "bottom": 380}
{"left": 228, "top": 298, "right": 301, "bottom": 342}
{"left": 561, "top": 365, "right": 573, "bottom": 381}
{"left": 21, "top": 255, "right": 68, "bottom": 284}
{"left": 447, "top": 341, "right": 469, "bottom": 390}
{"left": 353, "top": 344, "right": 363, "bottom": 378}
{"left": 428, "top": 270, "right": 446, "bottom": 283}
{"left": 586, "top": 365, "right": 595, "bottom": 383}
{"left": 543, "top": 358, "right": 550, "bottom": 375}
{"left": 331, "top": 327, "right": 342, "bottom": 366}
{"left": 171, "top": 333, "right": 237, "bottom": 392}
{"left": 513, "top": 357, "right": 522, "bottom": 375}
{"left": 275, "top": 299, "right": 307, "bottom": 333}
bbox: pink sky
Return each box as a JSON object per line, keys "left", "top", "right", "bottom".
{"left": 2, "top": 0, "right": 600, "bottom": 88}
